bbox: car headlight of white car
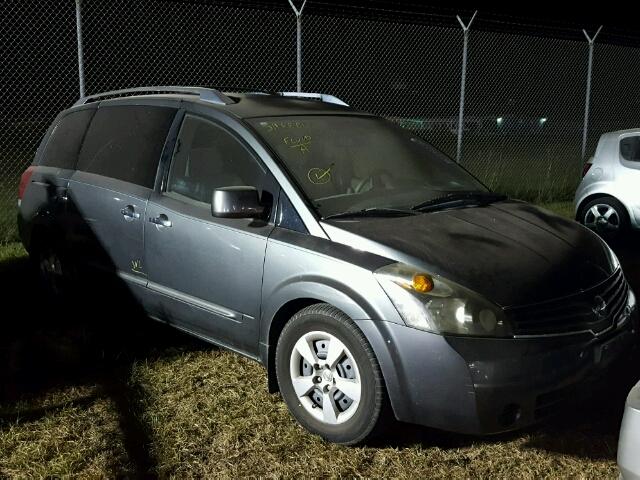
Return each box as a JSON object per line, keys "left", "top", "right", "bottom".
{"left": 374, "top": 262, "right": 511, "bottom": 337}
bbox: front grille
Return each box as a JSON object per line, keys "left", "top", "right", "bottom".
{"left": 507, "top": 269, "right": 628, "bottom": 336}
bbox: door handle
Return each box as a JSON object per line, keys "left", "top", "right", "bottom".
{"left": 121, "top": 204, "right": 140, "bottom": 219}
{"left": 149, "top": 214, "right": 172, "bottom": 228}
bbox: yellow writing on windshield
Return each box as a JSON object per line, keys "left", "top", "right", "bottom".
{"left": 260, "top": 120, "right": 306, "bottom": 132}
{"left": 284, "top": 135, "right": 312, "bottom": 154}
{"left": 308, "top": 166, "right": 332, "bottom": 185}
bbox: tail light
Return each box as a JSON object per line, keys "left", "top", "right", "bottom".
{"left": 582, "top": 163, "right": 593, "bottom": 178}
{"left": 18, "top": 166, "right": 36, "bottom": 205}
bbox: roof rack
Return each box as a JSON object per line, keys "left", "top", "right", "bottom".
{"left": 73, "top": 86, "right": 235, "bottom": 106}
{"left": 275, "top": 91, "right": 349, "bottom": 106}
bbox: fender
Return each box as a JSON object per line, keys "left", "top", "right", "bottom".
{"left": 262, "top": 278, "right": 372, "bottom": 334}
{"left": 260, "top": 257, "right": 403, "bottom": 350}
{"left": 259, "top": 231, "right": 405, "bottom": 394}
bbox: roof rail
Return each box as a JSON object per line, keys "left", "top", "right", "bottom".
{"left": 275, "top": 92, "right": 349, "bottom": 106}
{"left": 73, "top": 86, "right": 235, "bottom": 107}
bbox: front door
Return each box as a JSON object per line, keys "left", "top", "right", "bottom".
{"left": 144, "top": 113, "right": 277, "bottom": 355}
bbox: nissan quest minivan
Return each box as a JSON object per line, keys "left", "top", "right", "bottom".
{"left": 18, "top": 87, "right": 639, "bottom": 444}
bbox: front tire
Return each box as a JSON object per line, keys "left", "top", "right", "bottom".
{"left": 275, "top": 303, "right": 389, "bottom": 445}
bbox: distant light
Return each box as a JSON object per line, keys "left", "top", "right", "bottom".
{"left": 539, "top": 117, "right": 548, "bottom": 125}
{"left": 496, "top": 117, "right": 504, "bottom": 126}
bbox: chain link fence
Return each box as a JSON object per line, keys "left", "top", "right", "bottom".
{"left": 2, "top": 0, "right": 640, "bottom": 243}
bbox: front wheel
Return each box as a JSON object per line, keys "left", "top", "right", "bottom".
{"left": 275, "top": 304, "right": 389, "bottom": 445}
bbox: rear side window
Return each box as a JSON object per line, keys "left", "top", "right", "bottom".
{"left": 77, "top": 105, "right": 176, "bottom": 188}
{"left": 620, "top": 136, "right": 640, "bottom": 162}
{"left": 40, "top": 109, "right": 96, "bottom": 169}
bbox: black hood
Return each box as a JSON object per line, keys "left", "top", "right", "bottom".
{"left": 324, "top": 200, "right": 616, "bottom": 307}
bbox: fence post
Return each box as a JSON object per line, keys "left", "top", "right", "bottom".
{"left": 455, "top": 11, "right": 477, "bottom": 164}
{"left": 581, "top": 26, "right": 602, "bottom": 162}
{"left": 288, "top": 0, "right": 307, "bottom": 92}
{"left": 75, "top": 0, "right": 86, "bottom": 98}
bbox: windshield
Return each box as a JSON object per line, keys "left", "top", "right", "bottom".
{"left": 248, "top": 115, "right": 488, "bottom": 218}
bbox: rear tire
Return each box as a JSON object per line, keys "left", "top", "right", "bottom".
{"left": 580, "top": 197, "right": 629, "bottom": 240}
{"left": 30, "top": 237, "right": 74, "bottom": 301}
{"left": 275, "top": 303, "right": 389, "bottom": 445}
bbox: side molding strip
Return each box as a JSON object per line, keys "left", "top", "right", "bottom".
{"left": 147, "top": 280, "right": 242, "bottom": 322}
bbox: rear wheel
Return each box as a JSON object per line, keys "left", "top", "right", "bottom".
{"left": 31, "top": 239, "right": 74, "bottom": 300}
{"left": 581, "top": 197, "right": 629, "bottom": 239}
{"left": 275, "top": 303, "right": 389, "bottom": 445}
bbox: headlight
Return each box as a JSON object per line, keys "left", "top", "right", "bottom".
{"left": 374, "top": 262, "right": 511, "bottom": 337}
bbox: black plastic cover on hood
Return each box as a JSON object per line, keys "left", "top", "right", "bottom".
{"left": 325, "top": 200, "right": 616, "bottom": 307}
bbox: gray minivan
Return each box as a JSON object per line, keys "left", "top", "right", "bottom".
{"left": 18, "top": 87, "right": 638, "bottom": 444}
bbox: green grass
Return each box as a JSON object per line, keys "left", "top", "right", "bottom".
{"left": 0, "top": 202, "right": 626, "bottom": 478}
{"left": 0, "top": 177, "right": 20, "bottom": 244}
{"left": 537, "top": 201, "right": 575, "bottom": 220}
{"left": 0, "top": 387, "right": 131, "bottom": 477}
{"left": 0, "top": 242, "right": 25, "bottom": 263}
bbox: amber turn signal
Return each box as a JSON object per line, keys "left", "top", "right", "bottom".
{"left": 412, "top": 274, "right": 434, "bottom": 293}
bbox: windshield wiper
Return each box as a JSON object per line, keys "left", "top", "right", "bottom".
{"left": 322, "top": 207, "right": 417, "bottom": 220}
{"left": 411, "top": 192, "right": 507, "bottom": 213}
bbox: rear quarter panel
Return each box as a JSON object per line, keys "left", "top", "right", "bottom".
{"left": 19, "top": 166, "right": 75, "bottom": 250}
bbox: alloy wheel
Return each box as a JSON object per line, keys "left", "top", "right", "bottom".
{"left": 584, "top": 204, "right": 620, "bottom": 233}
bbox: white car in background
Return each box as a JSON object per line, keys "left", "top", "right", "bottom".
{"left": 619, "top": 381, "right": 640, "bottom": 480}
{"left": 575, "top": 129, "right": 640, "bottom": 237}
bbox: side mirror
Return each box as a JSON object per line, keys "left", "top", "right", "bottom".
{"left": 211, "top": 186, "right": 266, "bottom": 219}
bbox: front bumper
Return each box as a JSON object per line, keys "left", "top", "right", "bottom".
{"left": 359, "top": 305, "right": 639, "bottom": 435}
{"left": 619, "top": 381, "right": 640, "bottom": 480}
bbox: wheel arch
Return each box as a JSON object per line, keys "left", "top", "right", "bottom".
{"left": 576, "top": 192, "right": 632, "bottom": 222}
